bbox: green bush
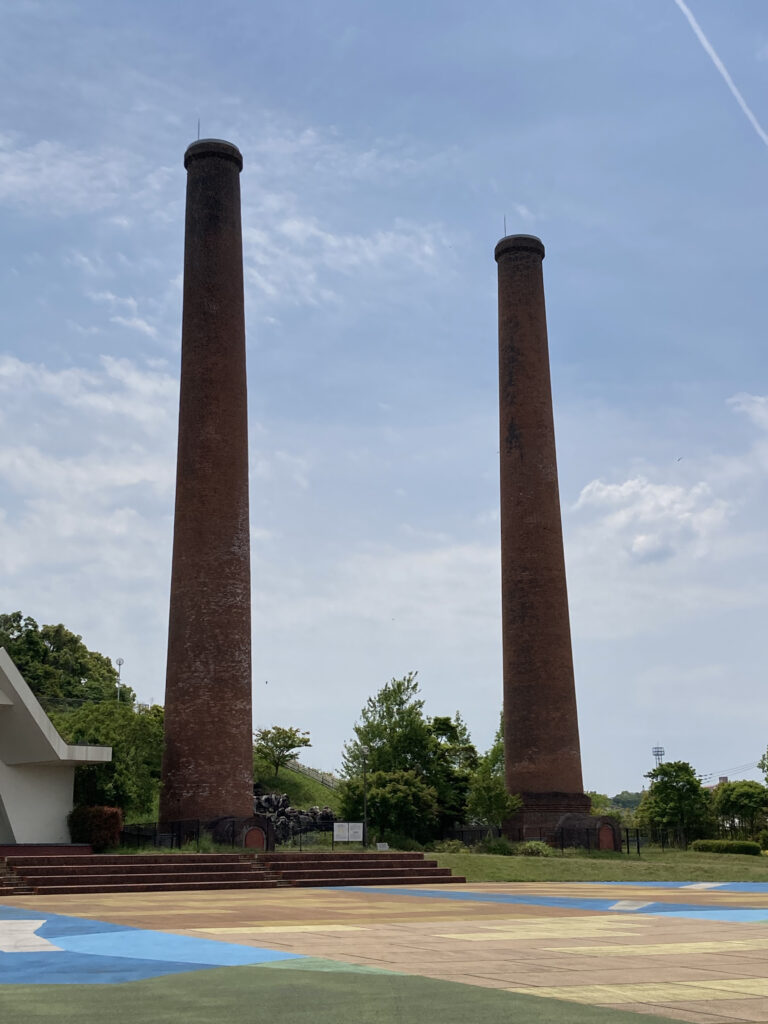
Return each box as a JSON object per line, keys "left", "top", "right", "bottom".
{"left": 690, "top": 839, "right": 761, "bottom": 856}
{"left": 757, "top": 829, "right": 768, "bottom": 852}
{"left": 378, "top": 831, "right": 424, "bottom": 851}
{"left": 68, "top": 805, "right": 123, "bottom": 851}
{"left": 475, "top": 836, "right": 515, "bottom": 856}
{"left": 427, "top": 839, "right": 467, "bottom": 853}
{"left": 518, "top": 840, "right": 553, "bottom": 857}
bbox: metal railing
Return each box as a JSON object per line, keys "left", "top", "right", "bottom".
{"left": 287, "top": 759, "right": 340, "bottom": 790}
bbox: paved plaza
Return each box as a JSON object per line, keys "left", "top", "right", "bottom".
{"left": 4, "top": 881, "right": 768, "bottom": 1022}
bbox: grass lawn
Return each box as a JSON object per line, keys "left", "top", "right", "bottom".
{"left": 433, "top": 846, "right": 768, "bottom": 883}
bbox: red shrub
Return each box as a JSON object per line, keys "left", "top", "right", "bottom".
{"left": 67, "top": 805, "right": 123, "bottom": 851}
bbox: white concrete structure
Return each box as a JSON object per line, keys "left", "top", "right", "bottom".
{"left": 0, "top": 648, "right": 112, "bottom": 844}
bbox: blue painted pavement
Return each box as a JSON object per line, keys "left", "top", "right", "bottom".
{"left": 336, "top": 886, "right": 768, "bottom": 924}
{"left": 0, "top": 904, "right": 302, "bottom": 984}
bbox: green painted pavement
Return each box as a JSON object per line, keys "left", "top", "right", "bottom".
{"left": 1, "top": 958, "right": 677, "bottom": 1024}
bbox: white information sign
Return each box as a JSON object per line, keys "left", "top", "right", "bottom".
{"left": 333, "top": 822, "right": 364, "bottom": 842}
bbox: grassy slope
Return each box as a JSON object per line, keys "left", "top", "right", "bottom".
{"left": 433, "top": 847, "right": 768, "bottom": 883}
{"left": 123, "top": 766, "right": 342, "bottom": 825}
{"left": 254, "top": 765, "right": 342, "bottom": 814}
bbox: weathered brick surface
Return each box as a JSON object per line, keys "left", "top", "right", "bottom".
{"left": 160, "top": 140, "right": 253, "bottom": 823}
{"left": 495, "top": 235, "right": 588, "bottom": 827}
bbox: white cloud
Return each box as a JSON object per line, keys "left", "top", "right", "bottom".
{"left": 573, "top": 475, "right": 730, "bottom": 563}
{"left": 729, "top": 392, "right": 768, "bottom": 431}
{"left": 244, "top": 215, "right": 449, "bottom": 309}
{"left": 0, "top": 354, "right": 177, "bottom": 431}
{"left": 110, "top": 315, "right": 157, "bottom": 338}
{"left": 0, "top": 136, "right": 132, "bottom": 213}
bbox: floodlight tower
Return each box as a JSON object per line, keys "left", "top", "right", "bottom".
{"left": 652, "top": 746, "right": 665, "bottom": 768}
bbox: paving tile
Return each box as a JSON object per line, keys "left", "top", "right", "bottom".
{"left": 8, "top": 877, "right": 768, "bottom": 1022}
{"left": 656, "top": 1000, "right": 768, "bottom": 1023}
{"left": 602, "top": 1003, "right": 738, "bottom": 1023}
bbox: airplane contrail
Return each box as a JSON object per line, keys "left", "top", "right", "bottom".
{"left": 673, "top": 0, "right": 768, "bottom": 149}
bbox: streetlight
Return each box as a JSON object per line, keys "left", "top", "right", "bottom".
{"left": 361, "top": 745, "right": 370, "bottom": 848}
{"left": 116, "top": 658, "right": 124, "bottom": 702}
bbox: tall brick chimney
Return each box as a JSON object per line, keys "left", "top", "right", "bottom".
{"left": 495, "top": 234, "right": 590, "bottom": 835}
{"left": 160, "top": 139, "right": 253, "bottom": 823}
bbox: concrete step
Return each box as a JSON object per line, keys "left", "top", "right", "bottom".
{"left": 17, "top": 862, "right": 264, "bottom": 877}
{"left": 287, "top": 874, "right": 466, "bottom": 887}
{"left": 258, "top": 852, "right": 426, "bottom": 863}
{"left": 23, "top": 871, "right": 271, "bottom": 886}
{"left": 32, "top": 879, "right": 279, "bottom": 894}
{"left": 275, "top": 867, "right": 452, "bottom": 880}
{"left": 260, "top": 857, "right": 439, "bottom": 869}
{"left": 6, "top": 853, "right": 250, "bottom": 867}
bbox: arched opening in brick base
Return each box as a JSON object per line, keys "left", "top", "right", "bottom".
{"left": 244, "top": 826, "right": 266, "bottom": 850}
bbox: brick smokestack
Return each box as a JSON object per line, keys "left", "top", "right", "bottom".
{"left": 160, "top": 139, "right": 253, "bottom": 823}
{"left": 495, "top": 234, "right": 589, "bottom": 834}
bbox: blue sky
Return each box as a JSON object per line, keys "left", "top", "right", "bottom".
{"left": 1, "top": 0, "right": 767, "bottom": 793}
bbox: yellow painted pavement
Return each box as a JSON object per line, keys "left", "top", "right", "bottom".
{"left": 7, "top": 881, "right": 768, "bottom": 1022}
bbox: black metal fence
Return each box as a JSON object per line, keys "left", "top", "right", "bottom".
{"left": 120, "top": 816, "right": 270, "bottom": 850}
{"left": 444, "top": 826, "right": 652, "bottom": 854}
{"left": 121, "top": 819, "right": 201, "bottom": 850}
{"left": 275, "top": 820, "right": 335, "bottom": 850}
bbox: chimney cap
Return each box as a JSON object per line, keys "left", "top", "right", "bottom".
{"left": 494, "top": 234, "right": 545, "bottom": 262}
{"left": 184, "top": 139, "right": 243, "bottom": 171}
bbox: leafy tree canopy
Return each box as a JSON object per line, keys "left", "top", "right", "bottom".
{"left": 611, "top": 790, "right": 643, "bottom": 810}
{"left": 466, "top": 756, "right": 521, "bottom": 834}
{"left": 637, "top": 761, "right": 713, "bottom": 839}
{"left": 342, "top": 672, "right": 433, "bottom": 777}
{"left": 341, "top": 672, "right": 478, "bottom": 836}
{"left": 484, "top": 712, "right": 504, "bottom": 777}
{"left": 0, "top": 611, "right": 132, "bottom": 708}
{"left": 339, "top": 769, "right": 439, "bottom": 844}
{"left": 52, "top": 702, "right": 164, "bottom": 817}
{"left": 587, "top": 791, "right": 614, "bottom": 815}
{"left": 712, "top": 780, "right": 767, "bottom": 837}
{"left": 253, "top": 725, "right": 311, "bottom": 777}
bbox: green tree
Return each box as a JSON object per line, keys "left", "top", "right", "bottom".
{"left": 0, "top": 611, "right": 132, "bottom": 707}
{"left": 426, "top": 712, "right": 478, "bottom": 831}
{"left": 52, "top": 702, "right": 164, "bottom": 817}
{"left": 611, "top": 790, "right": 643, "bottom": 810}
{"left": 342, "top": 672, "right": 434, "bottom": 777}
{"left": 466, "top": 757, "right": 522, "bottom": 835}
{"left": 341, "top": 673, "right": 478, "bottom": 837}
{"left": 712, "top": 780, "right": 768, "bottom": 838}
{"left": 758, "top": 749, "right": 768, "bottom": 786}
{"left": 339, "top": 770, "right": 439, "bottom": 844}
{"left": 587, "top": 791, "right": 613, "bottom": 815}
{"left": 485, "top": 712, "right": 505, "bottom": 776}
{"left": 253, "top": 726, "right": 311, "bottom": 777}
{"left": 637, "top": 761, "right": 713, "bottom": 841}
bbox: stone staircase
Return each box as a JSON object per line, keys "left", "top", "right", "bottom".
{"left": 1, "top": 851, "right": 465, "bottom": 895}
{"left": 1, "top": 853, "right": 275, "bottom": 895}
{"left": 258, "top": 851, "right": 465, "bottom": 887}
{"left": 0, "top": 860, "right": 34, "bottom": 895}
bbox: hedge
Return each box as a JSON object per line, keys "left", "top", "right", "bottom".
{"left": 689, "top": 839, "right": 762, "bottom": 856}
{"left": 67, "top": 805, "right": 123, "bottom": 851}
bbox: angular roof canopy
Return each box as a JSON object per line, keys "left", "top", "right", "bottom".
{"left": 0, "top": 647, "right": 112, "bottom": 767}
